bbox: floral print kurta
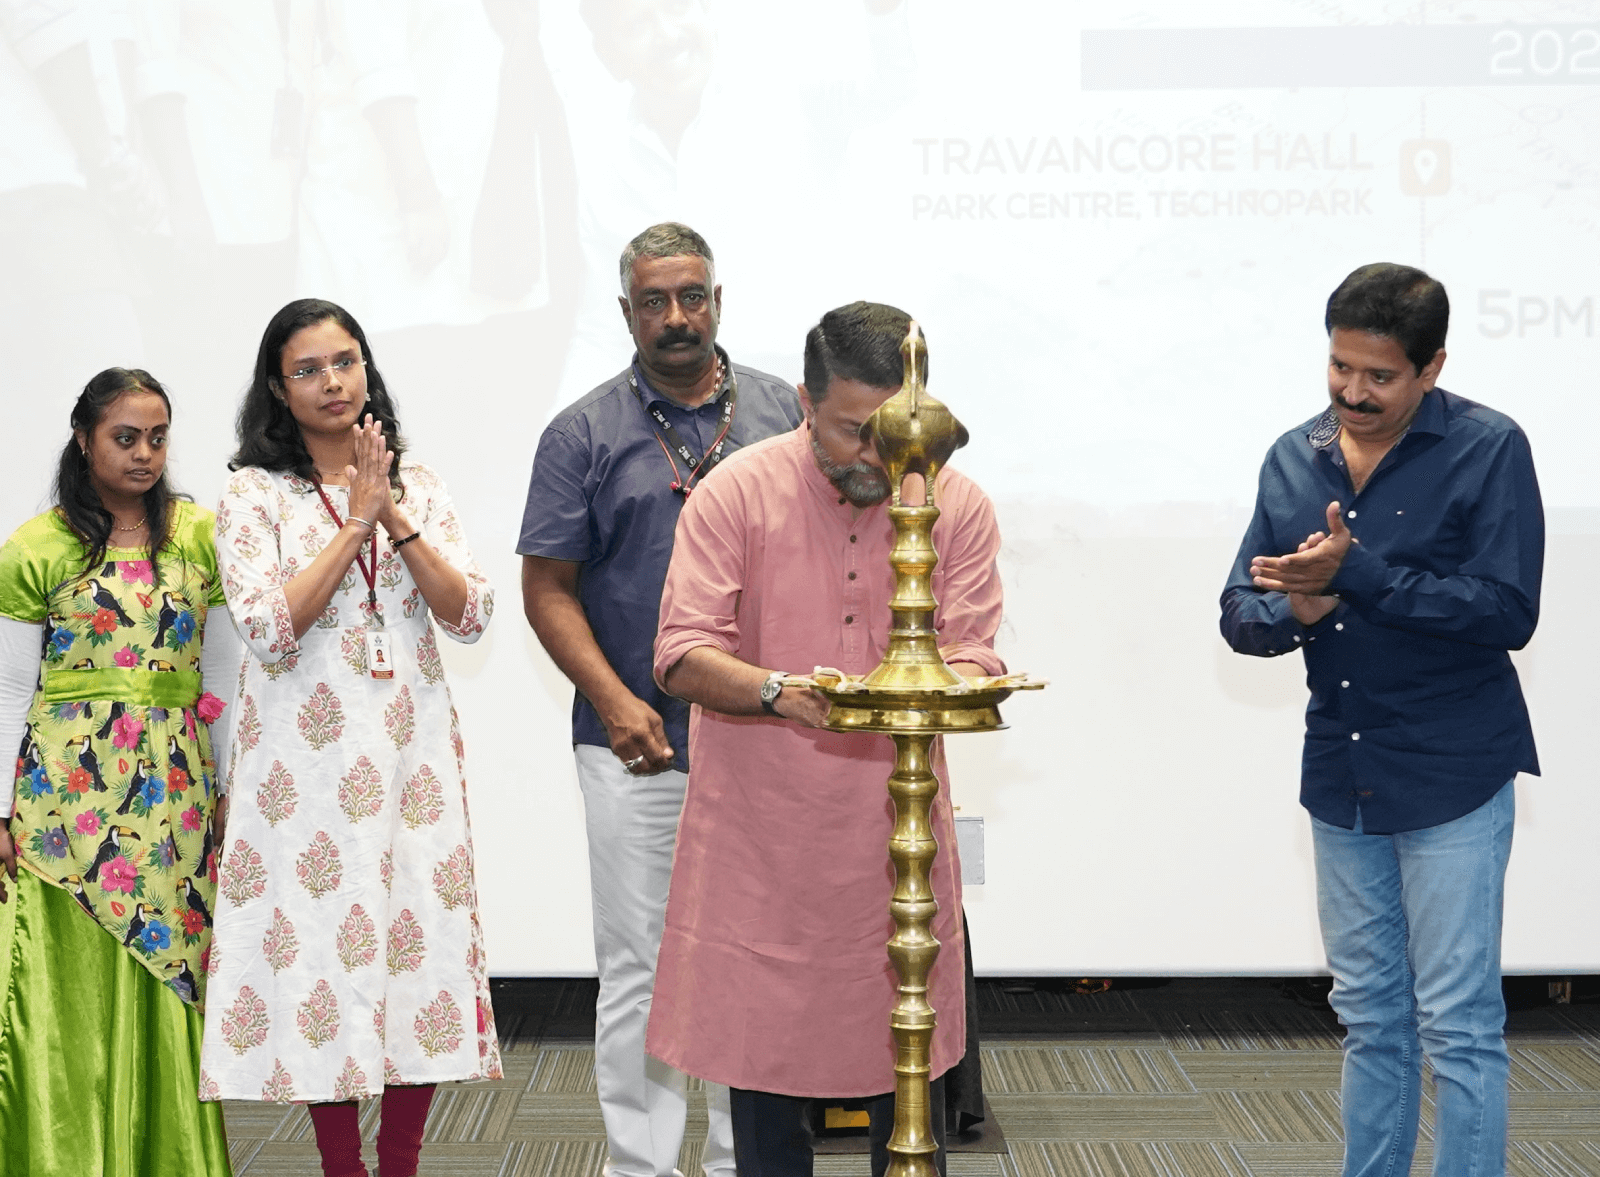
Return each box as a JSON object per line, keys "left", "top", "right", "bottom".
{"left": 0, "top": 505, "right": 227, "bottom": 1010}
{"left": 199, "top": 462, "right": 501, "bottom": 1102}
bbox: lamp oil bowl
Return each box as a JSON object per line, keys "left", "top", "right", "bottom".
{"left": 790, "top": 671, "right": 1040, "bottom": 734}
{"left": 794, "top": 323, "right": 1042, "bottom": 1177}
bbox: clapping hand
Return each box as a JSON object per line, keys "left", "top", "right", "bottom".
{"left": 1251, "top": 501, "right": 1349, "bottom": 625}
{"left": 345, "top": 416, "right": 395, "bottom": 532}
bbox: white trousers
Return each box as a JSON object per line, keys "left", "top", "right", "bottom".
{"left": 575, "top": 744, "right": 736, "bottom": 1177}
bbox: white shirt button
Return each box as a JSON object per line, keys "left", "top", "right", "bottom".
{"left": 1396, "top": 510, "right": 1404, "bottom": 516}
{"left": 1293, "top": 634, "right": 1301, "bottom": 643}
{"left": 1348, "top": 510, "right": 1357, "bottom": 518}
{"left": 1341, "top": 680, "right": 1350, "bottom": 688}
{"left": 1351, "top": 732, "right": 1361, "bottom": 741}
{"left": 1335, "top": 622, "right": 1344, "bottom": 631}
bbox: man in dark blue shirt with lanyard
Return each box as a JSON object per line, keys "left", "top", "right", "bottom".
{"left": 519, "top": 222, "right": 803, "bottom": 1177}
{"left": 1221, "top": 263, "right": 1542, "bottom": 1177}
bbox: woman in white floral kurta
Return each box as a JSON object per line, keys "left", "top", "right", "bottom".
{"left": 199, "top": 300, "right": 501, "bottom": 1177}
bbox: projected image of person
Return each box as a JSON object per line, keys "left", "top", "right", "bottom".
{"left": 289, "top": 0, "right": 556, "bottom": 337}
{"left": 1220, "top": 264, "right": 1543, "bottom": 1177}
{"left": 518, "top": 222, "right": 802, "bottom": 1177}
{"left": 261, "top": 0, "right": 583, "bottom": 462}
{"left": 649, "top": 302, "right": 1005, "bottom": 1177}
{"left": 120, "top": 0, "right": 299, "bottom": 378}
{"left": 552, "top": 0, "right": 915, "bottom": 408}
{"left": 0, "top": 1, "right": 175, "bottom": 237}
{"left": 0, "top": 368, "right": 237, "bottom": 1175}
{"left": 200, "top": 299, "right": 501, "bottom": 1177}
{"left": 0, "top": 4, "right": 149, "bottom": 398}
{"left": 470, "top": 0, "right": 580, "bottom": 307}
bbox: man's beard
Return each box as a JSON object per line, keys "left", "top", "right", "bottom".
{"left": 810, "top": 432, "right": 891, "bottom": 507}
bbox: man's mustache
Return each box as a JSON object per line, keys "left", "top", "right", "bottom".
{"left": 1335, "top": 393, "right": 1382, "bottom": 415}
{"left": 655, "top": 329, "right": 701, "bottom": 349}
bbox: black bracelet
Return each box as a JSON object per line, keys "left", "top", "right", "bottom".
{"left": 390, "top": 531, "right": 422, "bottom": 550}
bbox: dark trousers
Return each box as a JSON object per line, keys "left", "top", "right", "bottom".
{"left": 729, "top": 1076, "right": 947, "bottom": 1177}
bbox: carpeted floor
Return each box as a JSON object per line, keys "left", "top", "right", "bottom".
{"left": 221, "top": 977, "right": 1600, "bottom": 1176}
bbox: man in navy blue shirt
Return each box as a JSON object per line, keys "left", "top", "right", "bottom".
{"left": 519, "top": 222, "right": 803, "bottom": 1177}
{"left": 1221, "top": 263, "right": 1542, "bottom": 1177}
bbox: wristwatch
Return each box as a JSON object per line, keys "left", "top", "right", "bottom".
{"left": 759, "top": 670, "right": 786, "bottom": 715}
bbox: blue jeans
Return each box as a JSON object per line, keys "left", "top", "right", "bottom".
{"left": 1310, "top": 780, "right": 1515, "bottom": 1177}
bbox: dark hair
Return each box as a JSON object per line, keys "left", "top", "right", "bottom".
{"left": 230, "top": 298, "right": 407, "bottom": 493}
{"left": 1324, "top": 263, "right": 1449, "bottom": 374}
{"left": 618, "top": 222, "right": 715, "bottom": 295}
{"left": 55, "top": 368, "right": 188, "bottom": 581}
{"left": 802, "top": 301, "right": 922, "bottom": 404}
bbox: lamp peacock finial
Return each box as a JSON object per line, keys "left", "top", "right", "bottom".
{"left": 861, "top": 321, "right": 969, "bottom": 507}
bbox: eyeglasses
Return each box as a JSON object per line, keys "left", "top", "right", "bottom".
{"left": 282, "top": 357, "right": 366, "bottom": 384}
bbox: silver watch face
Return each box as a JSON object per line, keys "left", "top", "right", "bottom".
{"left": 761, "top": 675, "right": 783, "bottom": 703}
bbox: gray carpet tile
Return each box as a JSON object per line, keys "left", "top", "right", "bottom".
{"left": 1202, "top": 1090, "right": 1344, "bottom": 1145}
{"left": 812, "top": 1159, "right": 1004, "bottom": 1177}
{"left": 1146, "top": 1010, "right": 1343, "bottom": 1053}
{"left": 1230, "top": 1143, "right": 1349, "bottom": 1176}
{"left": 984, "top": 1092, "right": 1227, "bottom": 1141}
{"left": 1173, "top": 1051, "right": 1341, "bottom": 1090}
{"left": 1508, "top": 1142, "right": 1600, "bottom": 1177}
{"left": 495, "top": 1140, "right": 610, "bottom": 1177}
{"left": 980, "top": 1043, "right": 1196, "bottom": 1095}
{"left": 1508, "top": 1092, "right": 1600, "bottom": 1136}
{"left": 1004, "top": 1139, "right": 1255, "bottom": 1177}
{"left": 1514, "top": 1046, "right": 1600, "bottom": 1093}
{"left": 221, "top": 978, "right": 1600, "bottom": 1175}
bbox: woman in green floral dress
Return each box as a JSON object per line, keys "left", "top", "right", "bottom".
{"left": 0, "top": 368, "right": 238, "bottom": 1177}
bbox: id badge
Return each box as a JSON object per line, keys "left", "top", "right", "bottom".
{"left": 365, "top": 629, "right": 394, "bottom": 680}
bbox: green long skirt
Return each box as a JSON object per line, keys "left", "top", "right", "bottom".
{"left": 0, "top": 869, "right": 232, "bottom": 1177}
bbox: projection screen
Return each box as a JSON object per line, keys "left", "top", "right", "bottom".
{"left": 3, "top": 0, "right": 1597, "bottom": 974}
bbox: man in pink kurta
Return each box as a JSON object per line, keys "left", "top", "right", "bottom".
{"left": 648, "top": 302, "right": 1005, "bottom": 1177}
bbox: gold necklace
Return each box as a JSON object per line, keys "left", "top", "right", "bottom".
{"left": 114, "top": 518, "right": 146, "bottom": 532}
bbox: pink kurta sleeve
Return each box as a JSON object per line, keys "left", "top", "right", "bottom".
{"left": 933, "top": 477, "right": 1008, "bottom": 676}
{"left": 652, "top": 480, "right": 747, "bottom": 688}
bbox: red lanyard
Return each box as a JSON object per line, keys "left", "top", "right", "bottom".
{"left": 629, "top": 362, "right": 738, "bottom": 497}
{"left": 312, "top": 482, "right": 381, "bottom": 622}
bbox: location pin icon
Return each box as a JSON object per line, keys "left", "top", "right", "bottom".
{"left": 1413, "top": 148, "right": 1438, "bottom": 184}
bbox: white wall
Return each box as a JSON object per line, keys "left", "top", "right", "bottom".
{"left": 3, "top": 0, "right": 1597, "bottom": 975}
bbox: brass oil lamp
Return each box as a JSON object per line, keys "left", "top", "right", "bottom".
{"left": 794, "top": 324, "right": 1043, "bottom": 1177}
